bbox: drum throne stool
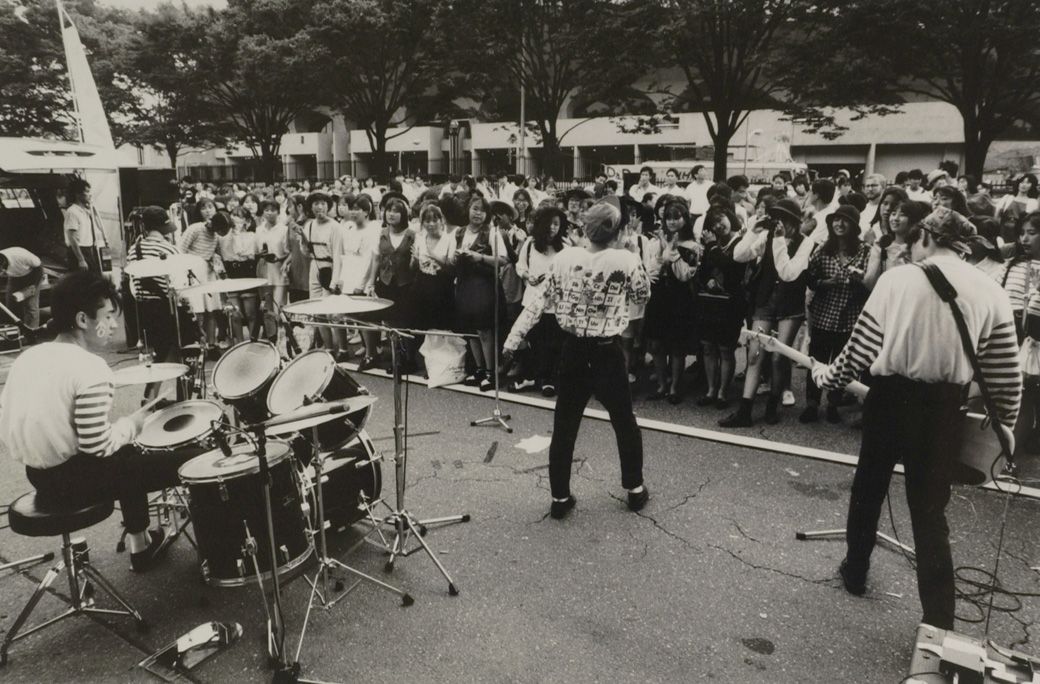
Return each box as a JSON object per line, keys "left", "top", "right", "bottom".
{"left": 1, "top": 491, "right": 147, "bottom": 665}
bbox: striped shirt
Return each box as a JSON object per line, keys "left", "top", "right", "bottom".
{"left": 813, "top": 256, "right": 1022, "bottom": 429}
{"left": 1001, "top": 258, "right": 1040, "bottom": 312}
{"left": 126, "top": 234, "right": 179, "bottom": 300}
{"left": 0, "top": 343, "right": 136, "bottom": 468}
{"left": 178, "top": 222, "right": 221, "bottom": 266}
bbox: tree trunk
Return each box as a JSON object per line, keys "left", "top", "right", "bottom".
{"left": 258, "top": 140, "right": 280, "bottom": 183}
{"left": 165, "top": 142, "right": 180, "bottom": 170}
{"left": 961, "top": 116, "right": 992, "bottom": 179}
{"left": 373, "top": 138, "right": 390, "bottom": 181}
{"left": 712, "top": 128, "right": 733, "bottom": 182}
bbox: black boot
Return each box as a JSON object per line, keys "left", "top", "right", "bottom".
{"left": 719, "top": 398, "right": 753, "bottom": 428}
{"left": 764, "top": 395, "right": 780, "bottom": 425}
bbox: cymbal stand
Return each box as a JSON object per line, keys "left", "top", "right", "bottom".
{"left": 471, "top": 223, "right": 512, "bottom": 433}
{"left": 292, "top": 426, "right": 413, "bottom": 679}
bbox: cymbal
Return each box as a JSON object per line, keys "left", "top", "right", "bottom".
{"left": 181, "top": 277, "right": 269, "bottom": 296}
{"left": 261, "top": 396, "right": 378, "bottom": 436}
{"left": 282, "top": 295, "right": 393, "bottom": 317}
{"left": 113, "top": 362, "right": 188, "bottom": 387}
{"left": 124, "top": 254, "right": 206, "bottom": 279}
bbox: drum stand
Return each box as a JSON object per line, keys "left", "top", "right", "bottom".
{"left": 291, "top": 428, "right": 413, "bottom": 679}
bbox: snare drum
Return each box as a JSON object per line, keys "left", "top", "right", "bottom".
{"left": 211, "top": 340, "right": 281, "bottom": 423}
{"left": 302, "top": 431, "right": 382, "bottom": 531}
{"left": 178, "top": 440, "right": 312, "bottom": 587}
{"left": 266, "top": 350, "right": 371, "bottom": 451}
{"left": 136, "top": 400, "right": 226, "bottom": 457}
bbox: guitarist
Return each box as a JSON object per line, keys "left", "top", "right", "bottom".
{"left": 811, "top": 206, "right": 1021, "bottom": 631}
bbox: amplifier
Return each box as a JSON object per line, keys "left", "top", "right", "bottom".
{"left": 907, "top": 623, "right": 1040, "bottom": 683}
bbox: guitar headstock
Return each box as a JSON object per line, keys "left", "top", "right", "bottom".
{"left": 739, "top": 327, "right": 777, "bottom": 350}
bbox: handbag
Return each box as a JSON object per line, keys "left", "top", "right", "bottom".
{"left": 917, "top": 261, "right": 1016, "bottom": 484}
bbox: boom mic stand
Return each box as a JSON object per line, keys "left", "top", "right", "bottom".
{"left": 471, "top": 222, "right": 512, "bottom": 433}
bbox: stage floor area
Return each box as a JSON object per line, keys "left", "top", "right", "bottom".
{"left": 2, "top": 344, "right": 1040, "bottom": 683}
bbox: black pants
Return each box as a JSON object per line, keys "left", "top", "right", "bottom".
{"left": 26, "top": 445, "right": 197, "bottom": 533}
{"left": 529, "top": 313, "right": 563, "bottom": 385}
{"left": 805, "top": 328, "right": 852, "bottom": 406}
{"left": 548, "top": 335, "right": 643, "bottom": 499}
{"left": 846, "top": 374, "right": 962, "bottom": 629}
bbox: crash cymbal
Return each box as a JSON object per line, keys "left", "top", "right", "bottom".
{"left": 180, "top": 277, "right": 269, "bottom": 296}
{"left": 260, "top": 396, "right": 378, "bottom": 436}
{"left": 282, "top": 295, "right": 393, "bottom": 317}
{"left": 113, "top": 362, "right": 188, "bottom": 387}
{"left": 124, "top": 254, "right": 206, "bottom": 279}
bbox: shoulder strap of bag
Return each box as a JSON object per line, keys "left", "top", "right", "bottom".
{"left": 917, "top": 261, "right": 1014, "bottom": 461}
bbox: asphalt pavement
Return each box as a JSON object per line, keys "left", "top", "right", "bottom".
{"left": 1, "top": 340, "right": 1039, "bottom": 683}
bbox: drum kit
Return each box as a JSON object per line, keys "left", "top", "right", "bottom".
{"left": 116, "top": 255, "right": 471, "bottom": 681}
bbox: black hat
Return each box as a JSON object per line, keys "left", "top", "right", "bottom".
{"left": 564, "top": 187, "right": 591, "bottom": 203}
{"left": 306, "top": 191, "right": 332, "bottom": 208}
{"left": 826, "top": 205, "right": 861, "bottom": 234}
{"left": 766, "top": 198, "right": 803, "bottom": 224}
{"left": 489, "top": 200, "right": 517, "bottom": 221}
{"left": 140, "top": 205, "right": 175, "bottom": 234}
{"left": 379, "top": 190, "right": 410, "bottom": 211}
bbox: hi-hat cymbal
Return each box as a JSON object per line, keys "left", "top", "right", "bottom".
{"left": 113, "top": 362, "right": 188, "bottom": 387}
{"left": 282, "top": 295, "right": 393, "bottom": 317}
{"left": 181, "top": 277, "right": 269, "bottom": 296}
{"left": 124, "top": 254, "right": 206, "bottom": 279}
{"left": 260, "top": 396, "right": 378, "bottom": 436}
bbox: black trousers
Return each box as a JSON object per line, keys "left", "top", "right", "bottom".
{"left": 26, "top": 444, "right": 197, "bottom": 533}
{"left": 805, "top": 328, "right": 852, "bottom": 406}
{"left": 846, "top": 374, "right": 962, "bottom": 629}
{"left": 548, "top": 334, "right": 644, "bottom": 499}
{"left": 529, "top": 313, "right": 563, "bottom": 385}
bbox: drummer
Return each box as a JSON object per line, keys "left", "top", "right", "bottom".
{"left": 178, "top": 198, "right": 228, "bottom": 350}
{"left": 0, "top": 271, "right": 194, "bottom": 572}
{"left": 125, "top": 206, "right": 182, "bottom": 400}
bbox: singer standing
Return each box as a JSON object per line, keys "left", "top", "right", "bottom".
{"left": 503, "top": 198, "right": 651, "bottom": 519}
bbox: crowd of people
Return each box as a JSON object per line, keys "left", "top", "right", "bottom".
{"left": 96, "top": 161, "right": 1038, "bottom": 459}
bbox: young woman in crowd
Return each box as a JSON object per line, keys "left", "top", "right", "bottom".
{"left": 513, "top": 188, "right": 535, "bottom": 231}
{"left": 511, "top": 205, "right": 569, "bottom": 395}
{"left": 864, "top": 198, "right": 928, "bottom": 290}
{"left": 620, "top": 199, "right": 659, "bottom": 385}
{"left": 967, "top": 215, "right": 1006, "bottom": 282}
{"left": 455, "top": 195, "right": 509, "bottom": 391}
{"left": 800, "top": 205, "right": 869, "bottom": 423}
{"left": 333, "top": 194, "right": 382, "bottom": 369}
{"left": 1014, "top": 212, "right": 1040, "bottom": 455}
{"left": 375, "top": 194, "right": 418, "bottom": 372}
{"left": 218, "top": 207, "right": 260, "bottom": 342}
{"left": 178, "top": 197, "right": 226, "bottom": 348}
{"left": 301, "top": 192, "right": 345, "bottom": 358}
{"left": 695, "top": 206, "right": 748, "bottom": 409}
{"left": 255, "top": 199, "right": 289, "bottom": 339}
{"left": 643, "top": 200, "right": 699, "bottom": 404}
{"left": 722, "top": 198, "right": 813, "bottom": 427}
{"left": 410, "top": 203, "right": 457, "bottom": 335}
{"left": 492, "top": 201, "right": 528, "bottom": 328}
{"left": 934, "top": 185, "right": 969, "bottom": 216}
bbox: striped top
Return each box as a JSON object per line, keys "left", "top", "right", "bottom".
{"left": 127, "top": 234, "right": 179, "bottom": 300}
{"left": 178, "top": 222, "right": 222, "bottom": 274}
{"left": 1001, "top": 258, "right": 1040, "bottom": 312}
{"left": 814, "top": 256, "right": 1022, "bottom": 429}
{"left": 0, "top": 343, "right": 136, "bottom": 468}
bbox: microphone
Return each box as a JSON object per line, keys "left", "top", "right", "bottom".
{"left": 212, "top": 421, "right": 234, "bottom": 458}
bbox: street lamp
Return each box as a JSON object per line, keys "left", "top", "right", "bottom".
{"left": 449, "top": 120, "right": 461, "bottom": 176}
{"left": 742, "top": 128, "right": 762, "bottom": 176}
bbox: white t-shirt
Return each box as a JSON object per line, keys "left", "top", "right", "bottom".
{"left": 336, "top": 221, "right": 380, "bottom": 293}
{"left": 628, "top": 182, "right": 661, "bottom": 201}
{"left": 0, "top": 342, "right": 133, "bottom": 468}
{"left": 64, "top": 203, "right": 97, "bottom": 248}
{"left": 683, "top": 180, "right": 711, "bottom": 215}
{"left": 0, "top": 247, "right": 41, "bottom": 277}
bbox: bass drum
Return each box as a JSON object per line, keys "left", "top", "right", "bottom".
{"left": 302, "top": 431, "right": 382, "bottom": 531}
{"left": 211, "top": 340, "right": 281, "bottom": 424}
{"left": 266, "top": 349, "right": 371, "bottom": 451}
{"left": 178, "top": 440, "right": 312, "bottom": 587}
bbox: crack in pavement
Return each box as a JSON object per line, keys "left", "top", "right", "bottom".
{"left": 706, "top": 542, "right": 837, "bottom": 587}
{"left": 608, "top": 493, "right": 700, "bottom": 551}
{"left": 724, "top": 517, "right": 761, "bottom": 543}
{"left": 661, "top": 477, "right": 712, "bottom": 514}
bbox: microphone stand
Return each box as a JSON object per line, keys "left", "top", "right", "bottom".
{"left": 471, "top": 222, "right": 512, "bottom": 433}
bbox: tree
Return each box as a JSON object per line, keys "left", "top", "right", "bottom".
{"left": 0, "top": 0, "right": 71, "bottom": 137}
{"left": 653, "top": 0, "right": 894, "bottom": 180}
{"left": 446, "top": 0, "right": 654, "bottom": 175}
{"left": 307, "top": 0, "right": 449, "bottom": 178}
{"left": 113, "top": 4, "right": 231, "bottom": 168}
{"left": 809, "top": 0, "right": 1040, "bottom": 178}
{"left": 191, "top": 0, "right": 324, "bottom": 182}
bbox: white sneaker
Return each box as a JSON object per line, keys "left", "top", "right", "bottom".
{"left": 347, "top": 333, "right": 361, "bottom": 345}
{"left": 628, "top": 373, "right": 637, "bottom": 384}
{"left": 782, "top": 390, "right": 796, "bottom": 406}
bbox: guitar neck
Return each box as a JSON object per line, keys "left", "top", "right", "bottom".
{"left": 750, "top": 331, "right": 870, "bottom": 399}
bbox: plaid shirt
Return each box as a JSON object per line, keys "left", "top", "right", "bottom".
{"left": 806, "top": 244, "right": 870, "bottom": 332}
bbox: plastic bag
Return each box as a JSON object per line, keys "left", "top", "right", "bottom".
{"left": 420, "top": 333, "right": 467, "bottom": 388}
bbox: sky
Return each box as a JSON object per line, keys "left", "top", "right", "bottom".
{"left": 98, "top": 0, "right": 225, "bottom": 9}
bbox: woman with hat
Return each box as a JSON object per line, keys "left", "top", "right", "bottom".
{"left": 721, "top": 197, "right": 814, "bottom": 427}
{"left": 511, "top": 205, "right": 569, "bottom": 394}
{"left": 799, "top": 204, "right": 869, "bottom": 423}
{"left": 643, "top": 200, "right": 700, "bottom": 404}
{"left": 301, "top": 191, "right": 346, "bottom": 358}
{"left": 454, "top": 195, "right": 509, "bottom": 391}
{"left": 127, "top": 206, "right": 187, "bottom": 398}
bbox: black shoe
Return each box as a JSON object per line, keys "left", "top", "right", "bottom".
{"left": 463, "top": 372, "right": 481, "bottom": 387}
{"left": 838, "top": 559, "right": 866, "bottom": 596}
{"left": 357, "top": 355, "right": 377, "bottom": 372}
{"left": 667, "top": 392, "right": 683, "bottom": 405}
{"left": 826, "top": 404, "right": 841, "bottom": 424}
{"left": 799, "top": 406, "right": 819, "bottom": 423}
{"left": 715, "top": 397, "right": 730, "bottom": 410}
{"left": 479, "top": 374, "right": 493, "bottom": 392}
{"left": 540, "top": 383, "right": 556, "bottom": 398}
{"left": 764, "top": 397, "right": 780, "bottom": 425}
{"left": 719, "top": 403, "right": 753, "bottom": 428}
{"left": 647, "top": 388, "right": 668, "bottom": 400}
{"left": 627, "top": 487, "right": 650, "bottom": 512}
{"left": 130, "top": 529, "right": 169, "bottom": 573}
{"left": 696, "top": 395, "right": 717, "bottom": 407}
{"left": 550, "top": 495, "right": 576, "bottom": 519}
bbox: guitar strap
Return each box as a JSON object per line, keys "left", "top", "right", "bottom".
{"left": 917, "top": 261, "right": 1015, "bottom": 466}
